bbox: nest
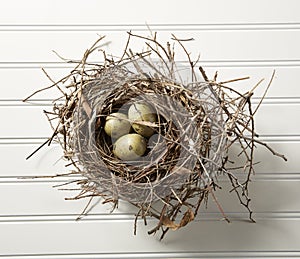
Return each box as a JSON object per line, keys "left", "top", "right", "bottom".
{"left": 25, "top": 32, "right": 287, "bottom": 240}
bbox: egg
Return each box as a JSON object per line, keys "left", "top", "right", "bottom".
{"left": 113, "top": 133, "right": 147, "bottom": 161}
{"left": 104, "top": 112, "right": 131, "bottom": 139}
{"left": 128, "top": 102, "right": 157, "bottom": 137}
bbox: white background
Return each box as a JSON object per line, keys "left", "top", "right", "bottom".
{"left": 0, "top": 0, "right": 300, "bottom": 258}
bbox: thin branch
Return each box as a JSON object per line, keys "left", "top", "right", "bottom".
{"left": 253, "top": 70, "right": 275, "bottom": 116}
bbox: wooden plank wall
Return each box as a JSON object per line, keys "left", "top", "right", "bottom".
{"left": 0, "top": 0, "right": 299, "bottom": 258}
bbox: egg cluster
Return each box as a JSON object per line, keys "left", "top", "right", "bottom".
{"left": 104, "top": 102, "right": 157, "bottom": 161}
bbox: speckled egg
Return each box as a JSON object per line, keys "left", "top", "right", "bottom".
{"left": 113, "top": 133, "right": 147, "bottom": 161}
{"left": 104, "top": 112, "right": 131, "bottom": 139}
{"left": 128, "top": 102, "right": 157, "bottom": 137}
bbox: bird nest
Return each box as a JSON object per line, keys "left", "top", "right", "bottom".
{"left": 24, "top": 32, "right": 287, "bottom": 240}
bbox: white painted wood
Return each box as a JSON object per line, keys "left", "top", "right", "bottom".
{"left": 1, "top": 219, "right": 300, "bottom": 256}
{"left": 1, "top": 0, "right": 299, "bottom": 257}
{"left": 0, "top": 144, "right": 68, "bottom": 176}
{"left": 0, "top": 0, "right": 299, "bottom": 24}
{"left": 0, "top": 30, "right": 299, "bottom": 62}
{"left": 0, "top": 106, "right": 52, "bottom": 138}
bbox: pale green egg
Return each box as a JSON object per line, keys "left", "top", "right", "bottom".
{"left": 104, "top": 112, "right": 131, "bottom": 139}
{"left": 113, "top": 133, "right": 147, "bottom": 161}
{"left": 128, "top": 102, "right": 157, "bottom": 137}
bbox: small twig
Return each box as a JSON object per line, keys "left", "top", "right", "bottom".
{"left": 25, "top": 138, "right": 50, "bottom": 160}
{"left": 118, "top": 31, "right": 132, "bottom": 64}
{"left": 76, "top": 194, "right": 95, "bottom": 221}
{"left": 218, "top": 76, "right": 250, "bottom": 85}
{"left": 253, "top": 70, "right": 276, "bottom": 116}
{"left": 245, "top": 135, "right": 288, "bottom": 161}
{"left": 172, "top": 34, "right": 197, "bottom": 82}
{"left": 23, "top": 73, "right": 70, "bottom": 102}
{"left": 128, "top": 31, "right": 171, "bottom": 61}
{"left": 207, "top": 185, "right": 230, "bottom": 222}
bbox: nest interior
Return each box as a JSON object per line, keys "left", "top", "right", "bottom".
{"left": 24, "top": 32, "right": 287, "bottom": 240}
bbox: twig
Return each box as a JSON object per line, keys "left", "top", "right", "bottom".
{"left": 253, "top": 70, "right": 275, "bottom": 116}
{"left": 207, "top": 185, "right": 230, "bottom": 222}
{"left": 25, "top": 138, "right": 50, "bottom": 160}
